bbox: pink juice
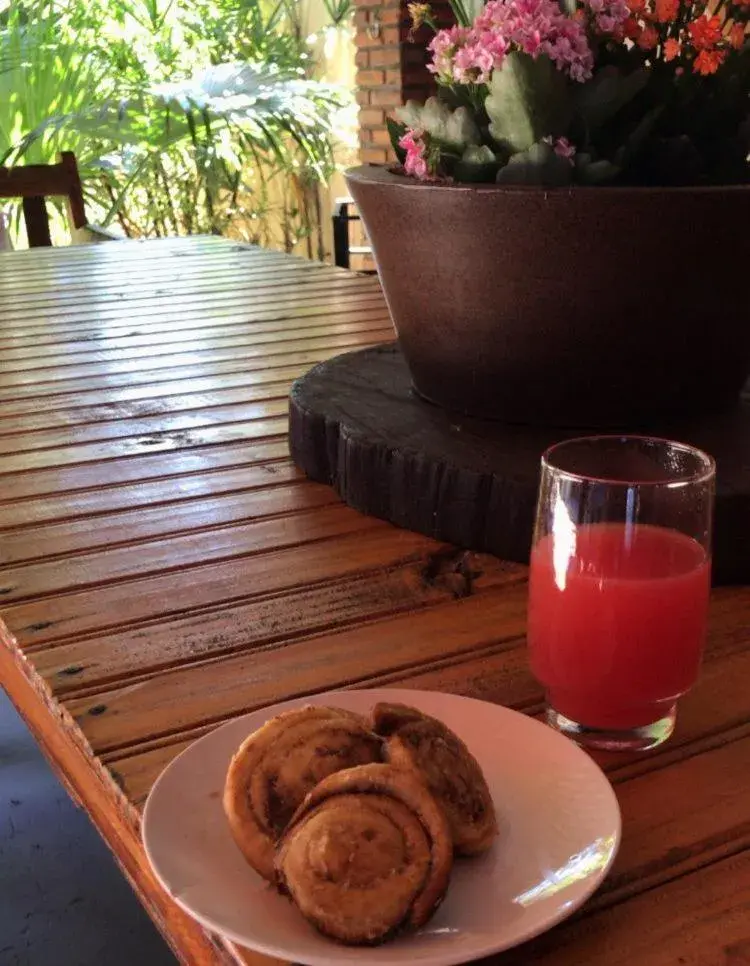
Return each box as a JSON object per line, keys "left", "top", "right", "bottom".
{"left": 528, "top": 523, "right": 711, "bottom": 730}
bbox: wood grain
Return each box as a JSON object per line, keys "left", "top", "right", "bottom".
{"left": 1, "top": 237, "right": 748, "bottom": 966}
{"left": 0, "top": 304, "right": 388, "bottom": 350}
{"left": 0, "top": 503, "right": 384, "bottom": 604}
{"left": 0, "top": 280, "right": 383, "bottom": 324}
{"left": 2, "top": 528, "right": 438, "bottom": 649}
{"left": 65, "top": 586, "right": 530, "bottom": 754}
{"left": 0, "top": 336, "right": 393, "bottom": 399}
{"left": 33, "top": 552, "right": 523, "bottom": 695}
{"left": 104, "top": 591, "right": 750, "bottom": 809}
{"left": 0, "top": 440, "right": 291, "bottom": 502}
{"left": 0, "top": 416, "right": 289, "bottom": 475}
{"left": 0, "top": 399, "right": 291, "bottom": 456}
{"left": 493, "top": 849, "right": 750, "bottom": 966}
{"left": 0, "top": 345, "right": 385, "bottom": 404}
{"left": 0, "top": 460, "right": 303, "bottom": 530}
{"left": 0, "top": 370, "right": 304, "bottom": 420}
{"left": 0, "top": 482, "right": 342, "bottom": 565}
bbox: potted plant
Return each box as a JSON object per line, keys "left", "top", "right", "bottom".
{"left": 345, "top": 0, "right": 750, "bottom": 426}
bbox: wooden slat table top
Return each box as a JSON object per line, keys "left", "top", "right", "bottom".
{"left": 1, "top": 235, "right": 748, "bottom": 966}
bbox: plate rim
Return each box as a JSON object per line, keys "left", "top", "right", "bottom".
{"left": 142, "top": 688, "right": 622, "bottom": 966}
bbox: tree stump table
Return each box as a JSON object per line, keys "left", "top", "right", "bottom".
{"left": 289, "top": 343, "right": 750, "bottom": 585}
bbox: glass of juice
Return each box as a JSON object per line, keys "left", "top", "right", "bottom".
{"left": 527, "top": 435, "right": 715, "bottom": 752}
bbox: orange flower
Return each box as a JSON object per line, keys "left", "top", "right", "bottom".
{"left": 729, "top": 22, "right": 745, "bottom": 48}
{"left": 628, "top": 0, "right": 647, "bottom": 13}
{"left": 655, "top": 0, "right": 679, "bottom": 22}
{"left": 664, "top": 37, "right": 682, "bottom": 59}
{"left": 637, "top": 24, "right": 660, "bottom": 47}
{"left": 693, "top": 47, "right": 728, "bottom": 73}
{"left": 688, "top": 14, "right": 723, "bottom": 49}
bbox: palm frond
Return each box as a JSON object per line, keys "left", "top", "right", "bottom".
{"left": 20, "top": 61, "right": 347, "bottom": 178}
{"left": 0, "top": 0, "right": 352, "bottom": 246}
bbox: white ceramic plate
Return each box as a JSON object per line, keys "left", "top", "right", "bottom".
{"left": 142, "top": 689, "right": 621, "bottom": 966}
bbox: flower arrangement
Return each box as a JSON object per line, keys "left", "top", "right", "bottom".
{"left": 388, "top": 0, "right": 750, "bottom": 184}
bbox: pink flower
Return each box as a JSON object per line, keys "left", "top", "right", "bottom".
{"left": 453, "top": 40, "right": 499, "bottom": 82}
{"left": 474, "top": 0, "right": 594, "bottom": 81}
{"left": 582, "top": 0, "right": 630, "bottom": 35}
{"left": 427, "top": 0, "right": 593, "bottom": 85}
{"left": 551, "top": 136, "right": 576, "bottom": 161}
{"left": 428, "top": 26, "right": 472, "bottom": 81}
{"left": 399, "top": 127, "right": 430, "bottom": 180}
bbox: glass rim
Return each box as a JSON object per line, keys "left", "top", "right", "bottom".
{"left": 541, "top": 434, "right": 716, "bottom": 487}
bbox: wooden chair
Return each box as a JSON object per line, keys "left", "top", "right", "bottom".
{"left": 0, "top": 152, "right": 89, "bottom": 247}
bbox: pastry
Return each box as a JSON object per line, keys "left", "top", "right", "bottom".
{"left": 275, "top": 763, "right": 453, "bottom": 945}
{"left": 371, "top": 702, "right": 497, "bottom": 855}
{"left": 223, "top": 706, "right": 382, "bottom": 881}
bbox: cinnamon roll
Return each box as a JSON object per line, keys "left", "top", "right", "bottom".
{"left": 275, "top": 763, "right": 453, "bottom": 945}
{"left": 371, "top": 702, "right": 497, "bottom": 856}
{"left": 223, "top": 706, "right": 382, "bottom": 881}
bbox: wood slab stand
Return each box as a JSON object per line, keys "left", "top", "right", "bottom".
{"left": 289, "top": 344, "right": 750, "bottom": 586}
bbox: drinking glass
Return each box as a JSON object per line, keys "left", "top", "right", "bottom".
{"left": 527, "top": 436, "right": 715, "bottom": 752}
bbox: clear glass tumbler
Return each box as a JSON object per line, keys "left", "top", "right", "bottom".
{"left": 527, "top": 436, "right": 715, "bottom": 752}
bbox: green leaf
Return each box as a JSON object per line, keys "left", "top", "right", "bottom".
{"left": 486, "top": 51, "right": 572, "bottom": 155}
{"left": 452, "top": 143, "right": 499, "bottom": 182}
{"left": 386, "top": 117, "right": 407, "bottom": 163}
{"left": 320, "top": 0, "right": 353, "bottom": 25}
{"left": 447, "top": 0, "right": 473, "bottom": 27}
{"left": 462, "top": 144, "right": 497, "bottom": 164}
{"left": 496, "top": 141, "right": 574, "bottom": 185}
{"left": 395, "top": 96, "right": 480, "bottom": 150}
{"left": 574, "top": 66, "right": 649, "bottom": 134}
{"left": 573, "top": 152, "right": 620, "bottom": 184}
{"left": 614, "top": 104, "right": 664, "bottom": 168}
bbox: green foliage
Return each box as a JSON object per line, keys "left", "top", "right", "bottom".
{"left": 395, "top": 96, "right": 481, "bottom": 151}
{"left": 320, "top": 0, "right": 352, "bottom": 26}
{"left": 387, "top": 117, "right": 407, "bottom": 163}
{"left": 453, "top": 144, "right": 499, "bottom": 182}
{"left": 496, "top": 141, "right": 574, "bottom": 185}
{"left": 0, "top": 2, "right": 114, "bottom": 167}
{"left": 572, "top": 152, "right": 620, "bottom": 184}
{"left": 573, "top": 66, "right": 649, "bottom": 136}
{"left": 0, "top": 0, "right": 350, "bottom": 248}
{"left": 446, "top": 0, "right": 474, "bottom": 28}
{"left": 486, "top": 52, "right": 571, "bottom": 155}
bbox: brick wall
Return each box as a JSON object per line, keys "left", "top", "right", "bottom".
{"left": 354, "top": 0, "right": 453, "bottom": 164}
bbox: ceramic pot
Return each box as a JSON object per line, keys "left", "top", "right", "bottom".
{"left": 345, "top": 164, "right": 750, "bottom": 427}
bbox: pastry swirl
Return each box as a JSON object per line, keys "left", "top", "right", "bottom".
{"left": 372, "top": 702, "right": 497, "bottom": 856}
{"left": 223, "top": 706, "right": 382, "bottom": 881}
{"left": 275, "top": 763, "right": 453, "bottom": 945}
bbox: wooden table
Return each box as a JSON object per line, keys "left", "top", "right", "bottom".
{"left": 1, "top": 236, "right": 749, "bottom": 966}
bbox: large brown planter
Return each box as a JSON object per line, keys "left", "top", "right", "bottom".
{"left": 345, "top": 164, "right": 750, "bottom": 427}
